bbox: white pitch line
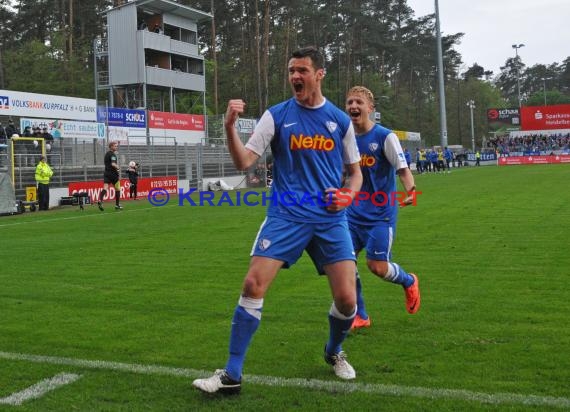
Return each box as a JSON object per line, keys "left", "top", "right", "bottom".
{"left": 0, "top": 352, "right": 568, "bottom": 408}
{"left": 0, "top": 372, "right": 81, "bottom": 406}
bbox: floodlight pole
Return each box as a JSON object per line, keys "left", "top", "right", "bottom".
{"left": 435, "top": 0, "right": 448, "bottom": 147}
{"left": 467, "top": 100, "right": 476, "bottom": 152}
{"left": 512, "top": 43, "right": 525, "bottom": 108}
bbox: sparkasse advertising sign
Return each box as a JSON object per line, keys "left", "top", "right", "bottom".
{"left": 520, "top": 104, "right": 570, "bottom": 131}
{"left": 148, "top": 111, "right": 205, "bottom": 144}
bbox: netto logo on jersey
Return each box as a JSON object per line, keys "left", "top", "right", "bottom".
{"left": 290, "top": 133, "right": 335, "bottom": 151}
{"left": 360, "top": 154, "right": 376, "bottom": 167}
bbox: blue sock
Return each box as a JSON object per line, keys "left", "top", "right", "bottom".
{"left": 385, "top": 262, "right": 414, "bottom": 288}
{"left": 326, "top": 303, "right": 356, "bottom": 355}
{"left": 355, "top": 271, "right": 368, "bottom": 319}
{"left": 225, "top": 297, "right": 263, "bottom": 380}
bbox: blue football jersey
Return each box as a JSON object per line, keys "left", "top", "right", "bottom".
{"left": 246, "top": 97, "right": 360, "bottom": 222}
{"left": 347, "top": 124, "right": 407, "bottom": 225}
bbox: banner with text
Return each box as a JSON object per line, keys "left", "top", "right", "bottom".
{"left": 520, "top": 104, "right": 570, "bottom": 131}
{"left": 97, "top": 107, "right": 146, "bottom": 128}
{"left": 96, "top": 107, "right": 147, "bottom": 144}
{"left": 467, "top": 152, "right": 497, "bottom": 162}
{"left": 20, "top": 118, "right": 105, "bottom": 140}
{"left": 498, "top": 155, "right": 570, "bottom": 166}
{"left": 487, "top": 108, "right": 521, "bottom": 132}
{"left": 236, "top": 118, "right": 257, "bottom": 134}
{"left": 0, "top": 89, "right": 96, "bottom": 121}
{"left": 148, "top": 111, "right": 205, "bottom": 145}
{"left": 68, "top": 176, "right": 178, "bottom": 201}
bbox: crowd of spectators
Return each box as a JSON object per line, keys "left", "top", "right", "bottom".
{"left": 487, "top": 133, "right": 570, "bottom": 155}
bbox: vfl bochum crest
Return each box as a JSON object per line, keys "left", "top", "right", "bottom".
{"left": 326, "top": 121, "right": 338, "bottom": 133}
{"left": 369, "top": 143, "right": 379, "bottom": 152}
{"left": 259, "top": 239, "right": 271, "bottom": 251}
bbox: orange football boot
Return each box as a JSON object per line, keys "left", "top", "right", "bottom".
{"left": 404, "top": 273, "right": 421, "bottom": 314}
{"left": 351, "top": 314, "right": 371, "bottom": 329}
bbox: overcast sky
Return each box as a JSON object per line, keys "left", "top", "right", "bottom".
{"left": 406, "top": 0, "right": 570, "bottom": 76}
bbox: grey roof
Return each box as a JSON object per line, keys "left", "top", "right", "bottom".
{"left": 107, "top": 0, "right": 212, "bottom": 23}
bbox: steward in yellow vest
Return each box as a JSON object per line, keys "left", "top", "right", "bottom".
{"left": 35, "top": 155, "right": 53, "bottom": 210}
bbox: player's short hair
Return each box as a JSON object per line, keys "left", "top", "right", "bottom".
{"left": 347, "top": 86, "right": 375, "bottom": 106}
{"left": 291, "top": 46, "right": 325, "bottom": 70}
{"left": 109, "top": 141, "right": 118, "bottom": 148}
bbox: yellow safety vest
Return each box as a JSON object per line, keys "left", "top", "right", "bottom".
{"left": 35, "top": 161, "right": 53, "bottom": 185}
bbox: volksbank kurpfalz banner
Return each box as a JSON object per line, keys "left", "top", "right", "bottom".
{"left": 97, "top": 107, "right": 146, "bottom": 128}
{"left": 20, "top": 118, "right": 105, "bottom": 140}
{"left": 0, "top": 89, "right": 96, "bottom": 121}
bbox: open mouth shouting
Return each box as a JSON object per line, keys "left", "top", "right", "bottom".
{"left": 349, "top": 109, "right": 362, "bottom": 121}
{"left": 293, "top": 82, "right": 304, "bottom": 94}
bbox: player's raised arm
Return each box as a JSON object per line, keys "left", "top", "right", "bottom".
{"left": 224, "top": 99, "right": 260, "bottom": 170}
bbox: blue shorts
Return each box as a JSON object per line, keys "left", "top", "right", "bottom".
{"left": 349, "top": 221, "right": 394, "bottom": 262}
{"left": 251, "top": 216, "right": 356, "bottom": 274}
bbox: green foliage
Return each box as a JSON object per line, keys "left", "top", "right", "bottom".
{"left": 4, "top": 41, "right": 65, "bottom": 94}
{"left": 444, "top": 77, "right": 504, "bottom": 147}
{"left": 526, "top": 89, "right": 570, "bottom": 106}
{"left": 175, "top": 91, "right": 211, "bottom": 115}
{"left": 463, "top": 63, "right": 486, "bottom": 80}
{"left": 4, "top": 39, "right": 94, "bottom": 97}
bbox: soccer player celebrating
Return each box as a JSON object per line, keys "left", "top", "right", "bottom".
{"left": 97, "top": 141, "right": 122, "bottom": 211}
{"left": 345, "top": 86, "right": 420, "bottom": 329}
{"left": 192, "top": 46, "right": 363, "bottom": 394}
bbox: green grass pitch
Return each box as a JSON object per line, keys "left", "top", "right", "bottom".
{"left": 0, "top": 164, "right": 569, "bottom": 411}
